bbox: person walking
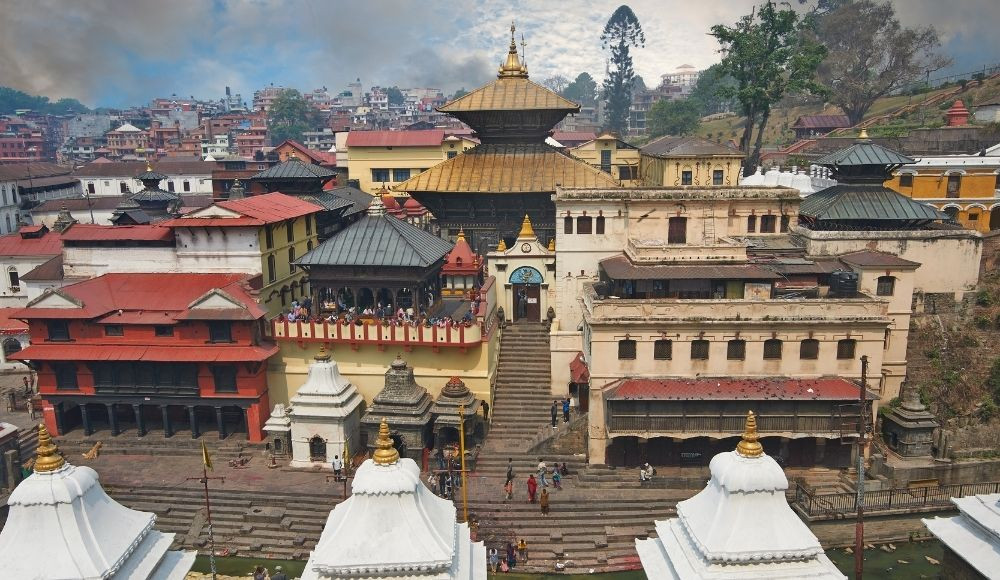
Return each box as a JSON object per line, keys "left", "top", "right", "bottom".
{"left": 503, "top": 479, "right": 513, "bottom": 502}
{"left": 271, "top": 566, "right": 288, "bottom": 580}
{"left": 488, "top": 547, "right": 499, "bottom": 572}
{"left": 331, "top": 455, "right": 343, "bottom": 478}
{"left": 540, "top": 488, "right": 550, "bottom": 515}
{"left": 506, "top": 542, "right": 517, "bottom": 570}
{"left": 527, "top": 474, "right": 538, "bottom": 503}
{"left": 550, "top": 400, "right": 558, "bottom": 427}
{"left": 517, "top": 538, "right": 528, "bottom": 562}
{"left": 562, "top": 398, "right": 571, "bottom": 422}
{"left": 505, "top": 457, "right": 514, "bottom": 484}
{"left": 537, "top": 459, "right": 548, "bottom": 487}
{"left": 552, "top": 469, "right": 562, "bottom": 490}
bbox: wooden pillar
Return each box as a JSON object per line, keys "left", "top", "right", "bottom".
{"left": 162, "top": 405, "right": 172, "bottom": 438}
{"left": 80, "top": 404, "right": 93, "bottom": 436}
{"left": 106, "top": 403, "right": 119, "bottom": 436}
{"left": 54, "top": 402, "right": 65, "bottom": 435}
{"left": 188, "top": 405, "right": 199, "bottom": 439}
{"left": 215, "top": 406, "right": 226, "bottom": 440}
{"left": 133, "top": 404, "right": 146, "bottom": 437}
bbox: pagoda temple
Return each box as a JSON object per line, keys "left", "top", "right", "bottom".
{"left": 301, "top": 419, "right": 486, "bottom": 579}
{"left": 430, "top": 376, "right": 485, "bottom": 449}
{"left": 396, "top": 24, "right": 620, "bottom": 253}
{"left": 635, "top": 412, "right": 845, "bottom": 579}
{"left": 0, "top": 425, "right": 195, "bottom": 579}
{"left": 112, "top": 163, "right": 181, "bottom": 222}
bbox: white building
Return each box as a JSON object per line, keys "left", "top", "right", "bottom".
{"left": 0, "top": 225, "right": 63, "bottom": 307}
{"left": 0, "top": 173, "right": 21, "bottom": 236}
{"left": 301, "top": 419, "right": 486, "bottom": 579}
{"left": 201, "top": 135, "right": 230, "bottom": 158}
{"left": 924, "top": 494, "right": 1000, "bottom": 579}
{"left": 0, "top": 307, "right": 29, "bottom": 371}
{"left": 73, "top": 160, "right": 215, "bottom": 197}
{"left": 287, "top": 347, "right": 364, "bottom": 468}
{"left": 636, "top": 411, "right": 845, "bottom": 579}
{"left": 0, "top": 425, "right": 195, "bottom": 579}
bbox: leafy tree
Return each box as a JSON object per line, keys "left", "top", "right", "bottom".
{"left": 386, "top": 86, "right": 405, "bottom": 106}
{"left": 688, "top": 64, "right": 737, "bottom": 115}
{"left": 601, "top": 5, "right": 645, "bottom": 134}
{"left": 647, "top": 99, "right": 701, "bottom": 137}
{"left": 0, "top": 86, "right": 90, "bottom": 115}
{"left": 542, "top": 75, "right": 570, "bottom": 93}
{"left": 710, "top": 1, "right": 827, "bottom": 175}
{"left": 562, "top": 73, "right": 598, "bottom": 107}
{"left": 813, "top": 0, "right": 950, "bottom": 125}
{"left": 451, "top": 88, "right": 468, "bottom": 100}
{"left": 268, "top": 89, "right": 318, "bottom": 145}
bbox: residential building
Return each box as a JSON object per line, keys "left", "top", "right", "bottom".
{"left": 252, "top": 85, "right": 287, "bottom": 112}
{"left": 11, "top": 272, "right": 278, "bottom": 442}
{"left": 302, "top": 128, "right": 338, "bottom": 151}
{"left": 201, "top": 134, "right": 230, "bottom": 158}
{"left": 0, "top": 224, "right": 64, "bottom": 306}
{"left": 568, "top": 132, "right": 642, "bottom": 186}
{"left": 661, "top": 64, "right": 701, "bottom": 91}
{"left": 0, "top": 163, "right": 81, "bottom": 218}
{"left": 639, "top": 135, "right": 744, "bottom": 187}
{"left": 63, "top": 114, "right": 114, "bottom": 140}
{"left": 974, "top": 98, "right": 1000, "bottom": 123}
{"left": 791, "top": 114, "right": 852, "bottom": 139}
{"left": 0, "top": 123, "right": 45, "bottom": 162}
{"left": 73, "top": 159, "right": 216, "bottom": 197}
{"left": 345, "top": 130, "right": 475, "bottom": 194}
{"left": 104, "top": 122, "right": 149, "bottom": 159}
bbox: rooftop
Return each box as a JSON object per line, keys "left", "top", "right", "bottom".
{"left": 799, "top": 183, "right": 946, "bottom": 223}
{"left": 60, "top": 224, "right": 174, "bottom": 242}
{"left": 556, "top": 185, "right": 800, "bottom": 201}
{"left": 640, "top": 135, "right": 743, "bottom": 158}
{"left": 72, "top": 160, "right": 216, "bottom": 177}
{"left": 250, "top": 158, "right": 336, "bottom": 181}
{"left": 0, "top": 229, "right": 63, "bottom": 257}
{"left": 163, "top": 192, "right": 322, "bottom": 227}
{"left": 345, "top": 130, "right": 446, "bottom": 147}
{"left": 606, "top": 377, "right": 874, "bottom": 401}
{"left": 298, "top": 212, "right": 453, "bottom": 269}
{"left": 791, "top": 114, "right": 852, "bottom": 129}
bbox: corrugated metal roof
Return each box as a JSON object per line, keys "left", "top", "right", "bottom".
{"left": 325, "top": 186, "right": 373, "bottom": 217}
{"left": 599, "top": 255, "right": 780, "bottom": 281}
{"left": 61, "top": 224, "right": 174, "bottom": 242}
{"left": 790, "top": 115, "right": 851, "bottom": 129}
{"left": 799, "top": 184, "right": 945, "bottom": 222}
{"left": 11, "top": 343, "right": 278, "bottom": 363}
{"left": 298, "top": 214, "right": 453, "bottom": 268}
{"left": 251, "top": 158, "right": 336, "bottom": 180}
{"left": 345, "top": 130, "right": 445, "bottom": 147}
{"left": 640, "top": 135, "right": 743, "bottom": 158}
{"left": 839, "top": 250, "right": 920, "bottom": 268}
{"left": 299, "top": 192, "right": 354, "bottom": 212}
{"left": 0, "top": 230, "right": 62, "bottom": 257}
{"left": 128, "top": 187, "right": 178, "bottom": 203}
{"left": 815, "top": 141, "right": 914, "bottom": 167}
{"left": 394, "top": 143, "right": 621, "bottom": 193}
{"left": 438, "top": 77, "right": 579, "bottom": 113}
{"left": 216, "top": 192, "right": 322, "bottom": 223}
{"left": 73, "top": 160, "right": 216, "bottom": 178}
{"left": 606, "top": 377, "right": 873, "bottom": 401}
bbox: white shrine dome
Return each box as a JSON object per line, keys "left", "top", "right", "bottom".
{"left": 301, "top": 419, "right": 486, "bottom": 579}
{"left": 636, "top": 412, "right": 845, "bottom": 579}
{"left": 289, "top": 346, "right": 363, "bottom": 419}
{"left": 0, "top": 425, "right": 194, "bottom": 580}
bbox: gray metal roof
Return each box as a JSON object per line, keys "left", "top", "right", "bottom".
{"left": 129, "top": 187, "right": 179, "bottom": 203}
{"left": 251, "top": 158, "right": 336, "bottom": 180}
{"left": 298, "top": 214, "right": 454, "bottom": 268}
{"left": 299, "top": 192, "right": 354, "bottom": 212}
{"left": 326, "top": 186, "right": 373, "bottom": 216}
{"left": 815, "top": 141, "right": 914, "bottom": 167}
{"left": 799, "top": 184, "right": 945, "bottom": 222}
{"left": 134, "top": 169, "right": 168, "bottom": 181}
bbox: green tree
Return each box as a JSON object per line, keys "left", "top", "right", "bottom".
{"left": 688, "top": 64, "right": 737, "bottom": 115}
{"left": 647, "top": 99, "right": 702, "bottom": 137}
{"left": 386, "top": 86, "right": 405, "bottom": 106}
{"left": 601, "top": 5, "right": 645, "bottom": 134}
{"left": 268, "top": 89, "right": 318, "bottom": 145}
{"left": 451, "top": 88, "right": 468, "bottom": 100}
{"left": 813, "top": 0, "right": 950, "bottom": 125}
{"left": 562, "top": 73, "right": 598, "bottom": 107}
{"left": 0, "top": 86, "right": 90, "bottom": 115}
{"left": 711, "top": 1, "right": 827, "bottom": 175}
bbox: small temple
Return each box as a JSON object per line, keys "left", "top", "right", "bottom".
{"left": 440, "top": 229, "right": 482, "bottom": 297}
{"left": 285, "top": 346, "right": 364, "bottom": 468}
{"left": 635, "top": 412, "right": 845, "bottom": 579}
{"left": 300, "top": 419, "right": 486, "bottom": 579}
{"left": 113, "top": 163, "right": 181, "bottom": 223}
{"left": 360, "top": 356, "right": 434, "bottom": 460}
{"left": 0, "top": 425, "right": 195, "bottom": 579}
{"left": 430, "top": 376, "right": 485, "bottom": 451}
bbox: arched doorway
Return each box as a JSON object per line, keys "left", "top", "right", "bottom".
{"left": 510, "top": 266, "right": 543, "bottom": 322}
{"left": 990, "top": 207, "right": 1000, "bottom": 231}
{"left": 2, "top": 338, "right": 22, "bottom": 358}
{"left": 309, "top": 435, "right": 327, "bottom": 461}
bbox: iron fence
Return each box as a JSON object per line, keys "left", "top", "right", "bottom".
{"left": 792, "top": 480, "right": 1000, "bottom": 519}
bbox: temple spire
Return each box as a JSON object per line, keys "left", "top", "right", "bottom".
{"left": 735, "top": 411, "right": 763, "bottom": 458}
{"left": 498, "top": 22, "right": 528, "bottom": 78}
{"left": 517, "top": 214, "right": 535, "bottom": 239}
{"left": 33, "top": 424, "right": 66, "bottom": 473}
{"left": 372, "top": 419, "right": 400, "bottom": 465}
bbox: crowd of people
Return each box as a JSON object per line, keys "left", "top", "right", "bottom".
{"left": 281, "top": 295, "right": 482, "bottom": 330}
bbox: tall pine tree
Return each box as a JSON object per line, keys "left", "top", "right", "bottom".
{"left": 601, "top": 6, "right": 644, "bottom": 135}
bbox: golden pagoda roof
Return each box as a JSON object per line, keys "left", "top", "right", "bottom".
{"left": 394, "top": 143, "right": 621, "bottom": 193}
{"left": 438, "top": 77, "right": 580, "bottom": 113}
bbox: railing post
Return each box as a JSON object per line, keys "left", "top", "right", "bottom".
{"left": 923, "top": 486, "right": 929, "bottom": 505}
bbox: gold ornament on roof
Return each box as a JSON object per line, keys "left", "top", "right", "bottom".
{"left": 145, "top": 161, "right": 153, "bottom": 172}
{"left": 518, "top": 214, "right": 535, "bottom": 239}
{"left": 457, "top": 228, "right": 466, "bottom": 242}
{"left": 858, "top": 128, "right": 870, "bottom": 140}
{"left": 497, "top": 238, "right": 507, "bottom": 252}
{"left": 735, "top": 411, "right": 763, "bottom": 458}
{"left": 315, "top": 344, "right": 331, "bottom": 361}
{"left": 372, "top": 418, "right": 399, "bottom": 465}
{"left": 34, "top": 424, "right": 66, "bottom": 473}
{"left": 547, "top": 238, "right": 555, "bottom": 251}
{"left": 498, "top": 22, "right": 528, "bottom": 78}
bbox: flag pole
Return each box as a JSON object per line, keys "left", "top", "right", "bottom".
{"left": 189, "top": 441, "right": 224, "bottom": 580}
{"left": 459, "top": 403, "right": 468, "bottom": 523}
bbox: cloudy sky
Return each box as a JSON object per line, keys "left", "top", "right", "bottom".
{"left": 1, "top": 0, "right": 997, "bottom": 108}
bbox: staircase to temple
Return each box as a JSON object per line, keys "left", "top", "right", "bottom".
{"left": 469, "top": 322, "right": 677, "bottom": 573}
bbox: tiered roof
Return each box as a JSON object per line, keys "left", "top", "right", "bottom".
{"left": 442, "top": 230, "right": 481, "bottom": 276}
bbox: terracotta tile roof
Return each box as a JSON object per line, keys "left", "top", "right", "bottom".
{"left": 569, "top": 352, "right": 589, "bottom": 384}
{"left": 20, "top": 255, "right": 63, "bottom": 281}
{"left": 605, "top": 377, "right": 874, "bottom": 401}
{"left": 60, "top": 224, "right": 174, "bottom": 242}
{"left": 394, "top": 143, "right": 621, "bottom": 193}
{"left": 0, "top": 162, "right": 72, "bottom": 181}
{"left": 217, "top": 192, "right": 322, "bottom": 222}
{"left": 0, "top": 230, "right": 63, "bottom": 257}
{"left": 790, "top": 115, "right": 851, "bottom": 130}
{"left": 599, "top": 255, "right": 780, "bottom": 281}
{"left": 641, "top": 135, "right": 743, "bottom": 158}
{"left": 345, "top": 130, "right": 445, "bottom": 147}
{"left": 438, "top": 77, "right": 579, "bottom": 113}
{"left": 838, "top": 250, "right": 920, "bottom": 268}
{"left": 0, "top": 308, "right": 28, "bottom": 334}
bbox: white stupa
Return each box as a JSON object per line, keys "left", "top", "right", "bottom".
{"left": 636, "top": 412, "right": 846, "bottom": 579}
{"left": 0, "top": 425, "right": 195, "bottom": 579}
{"left": 301, "top": 419, "right": 486, "bottom": 579}
{"left": 923, "top": 493, "right": 1000, "bottom": 577}
{"left": 288, "top": 346, "right": 364, "bottom": 468}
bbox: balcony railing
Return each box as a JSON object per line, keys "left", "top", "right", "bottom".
{"left": 626, "top": 238, "right": 748, "bottom": 264}
{"left": 792, "top": 480, "right": 1000, "bottom": 519}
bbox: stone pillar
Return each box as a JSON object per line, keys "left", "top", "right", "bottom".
{"left": 80, "top": 404, "right": 93, "bottom": 436}
{"left": 54, "top": 403, "right": 65, "bottom": 435}
{"left": 106, "top": 403, "right": 119, "bottom": 436}
{"left": 161, "top": 405, "right": 172, "bottom": 438}
{"left": 188, "top": 406, "right": 200, "bottom": 439}
{"left": 815, "top": 437, "right": 827, "bottom": 465}
{"left": 133, "top": 404, "right": 146, "bottom": 437}
{"left": 215, "top": 406, "right": 226, "bottom": 440}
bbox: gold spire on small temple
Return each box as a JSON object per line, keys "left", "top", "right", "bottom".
{"left": 497, "top": 238, "right": 507, "bottom": 252}
{"left": 498, "top": 22, "right": 528, "bottom": 78}
{"left": 457, "top": 228, "right": 466, "bottom": 242}
{"left": 34, "top": 424, "right": 66, "bottom": 473}
{"left": 858, "top": 128, "right": 869, "bottom": 140}
{"left": 518, "top": 214, "right": 535, "bottom": 239}
{"left": 372, "top": 418, "right": 400, "bottom": 465}
{"left": 145, "top": 161, "right": 153, "bottom": 172}
{"left": 735, "top": 411, "right": 763, "bottom": 458}
{"left": 547, "top": 238, "right": 555, "bottom": 251}
{"left": 315, "top": 344, "right": 331, "bottom": 361}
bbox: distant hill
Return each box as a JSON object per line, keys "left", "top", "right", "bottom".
{"left": 0, "top": 87, "right": 91, "bottom": 115}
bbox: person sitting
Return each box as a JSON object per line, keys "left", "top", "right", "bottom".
{"left": 286, "top": 310, "right": 296, "bottom": 322}
{"left": 639, "top": 462, "right": 654, "bottom": 483}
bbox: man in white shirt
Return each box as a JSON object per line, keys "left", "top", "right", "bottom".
{"left": 332, "top": 455, "right": 344, "bottom": 477}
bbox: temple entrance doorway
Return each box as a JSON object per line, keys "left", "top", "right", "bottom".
{"left": 510, "top": 266, "right": 543, "bottom": 322}
{"left": 309, "top": 435, "right": 326, "bottom": 462}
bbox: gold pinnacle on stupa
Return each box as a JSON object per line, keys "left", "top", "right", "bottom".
{"left": 735, "top": 410, "right": 763, "bottom": 458}
{"left": 33, "top": 423, "right": 66, "bottom": 473}
{"left": 518, "top": 214, "right": 535, "bottom": 239}
{"left": 372, "top": 418, "right": 399, "bottom": 465}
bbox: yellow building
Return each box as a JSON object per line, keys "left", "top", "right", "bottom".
{"left": 568, "top": 132, "right": 642, "bottom": 186}
{"left": 886, "top": 150, "right": 1000, "bottom": 232}
{"left": 164, "top": 192, "right": 321, "bottom": 315}
{"left": 345, "top": 130, "right": 476, "bottom": 193}
{"left": 639, "top": 135, "right": 744, "bottom": 187}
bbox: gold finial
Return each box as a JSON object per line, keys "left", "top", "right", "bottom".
{"left": 145, "top": 161, "right": 153, "bottom": 172}
{"left": 517, "top": 214, "right": 535, "bottom": 239}
{"left": 858, "top": 128, "right": 869, "bottom": 140}
{"left": 372, "top": 418, "right": 399, "bottom": 465}
{"left": 498, "top": 22, "right": 528, "bottom": 78}
{"left": 497, "top": 238, "right": 507, "bottom": 252}
{"left": 547, "top": 238, "right": 555, "bottom": 252}
{"left": 34, "top": 424, "right": 66, "bottom": 473}
{"left": 457, "top": 228, "right": 466, "bottom": 243}
{"left": 315, "top": 344, "right": 331, "bottom": 361}
{"left": 735, "top": 411, "right": 763, "bottom": 458}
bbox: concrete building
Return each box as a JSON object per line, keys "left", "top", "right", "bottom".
{"left": 105, "top": 122, "right": 149, "bottom": 159}
{"left": 568, "top": 132, "right": 642, "bottom": 186}
{"left": 73, "top": 159, "right": 215, "bottom": 197}
{"left": 346, "top": 130, "right": 475, "bottom": 194}
{"left": 0, "top": 224, "right": 64, "bottom": 307}
{"left": 639, "top": 136, "right": 744, "bottom": 187}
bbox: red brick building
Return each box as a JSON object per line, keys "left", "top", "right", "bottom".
{"left": 12, "top": 273, "right": 277, "bottom": 442}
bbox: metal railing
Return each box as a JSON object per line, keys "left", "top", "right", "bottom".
{"left": 792, "top": 480, "right": 1000, "bottom": 519}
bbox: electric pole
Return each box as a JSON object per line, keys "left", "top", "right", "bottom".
{"left": 854, "top": 355, "right": 870, "bottom": 579}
